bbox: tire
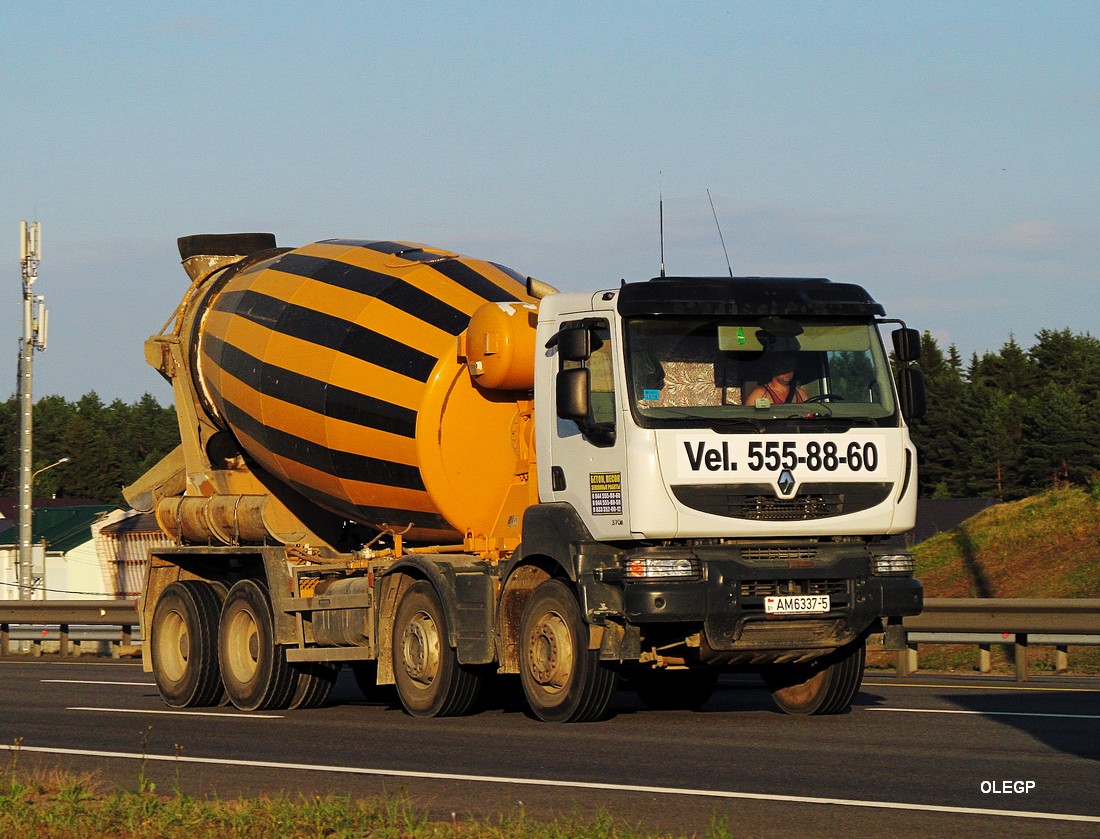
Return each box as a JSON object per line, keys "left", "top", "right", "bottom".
{"left": 288, "top": 662, "right": 338, "bottom": 710}
{"left": 633, "top": 668, "right": 719, "bottom": 711}
{"left": 519, "top": 579, "right": 617, "bottom": 723}
{"left": 763, "top": 640, "right": 866, "bottom": 716}
{"left": 150, "top": 580, "right": 225, "bottom": 708}
{"left": 392, "top": 581, "right": 483, "bottom": 717}
{"left": 218, "top": 579, "right": 297, "bottom": 712}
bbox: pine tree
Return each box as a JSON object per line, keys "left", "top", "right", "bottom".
{"left": 909, "top": 333, "right": 968, "bottom": 496}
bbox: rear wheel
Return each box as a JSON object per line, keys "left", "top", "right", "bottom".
{"left": 392, "top": 581, "right": 483, "bottom": 717}
{"left": 763, "top": 641, "right": 866, "bottom": 715}
{"left": 288, "top": 662, "right": 338, "bottom": 710}
{"left": 218, "top": 579, "right": 296, "bottom": 711}
{"left": 150, "top": 580, "right": 225, "bottom": 708}
{"left": 519, "top": 579, "right": 617, "bottom": 723}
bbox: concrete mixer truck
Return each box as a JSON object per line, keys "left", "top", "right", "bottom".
{"left": 126, "top": 233, "right": 925, "bottom": 722}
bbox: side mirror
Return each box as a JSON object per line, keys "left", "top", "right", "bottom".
{"left": 558, "top": 327, "right": 591, "bottom": 362}
{"left": 892, "top": 327, "right": 921, "bottom": 363}
{"left": 557, "top": 368, "right": 590, "bottom": 421}
{"left": 897, "top": 367, "right": 927, "bottom": 420}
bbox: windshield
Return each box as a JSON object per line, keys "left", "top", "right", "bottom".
{"left": 624, "top": 316, "right": 897, "bottom": 426}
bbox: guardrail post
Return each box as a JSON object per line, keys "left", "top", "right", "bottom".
{"left": 1, "top": 622, "right": 8, "bottom": 656}
{"left": 118, "top": 624, "right": 133, "bottom": 659}
{"left": 59, "top": 623, "right": 70, "bottom": 657}
{"left": 893, "top": 646, "right": 919, "bottom": 677}
{"left": 978, "top": 644, "right": 991, "bottom": 673}
{"left": 1056, "top": 645, "right": 1068, "bottom": 673}
{"left": 1015, "top": 633, "right": 1029, "bottom": 683}
{"left": 896, "top": 642, "right": 917, "bottom": 676}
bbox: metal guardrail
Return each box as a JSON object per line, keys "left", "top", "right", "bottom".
{"left": 1, "top": 598, "right": 1098, "bottom": 680}
{"left": 0, "top": 600, "right": 139, "bottom": 658}
{"left": 898, "top": 598, "right": 1100, "bottom": 682}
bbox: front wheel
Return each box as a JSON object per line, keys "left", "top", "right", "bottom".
{"left": 519, "top": 579, "right": 617, "bottom": 723}
{"left": 392, "top": 581, "right": 483, "bottom": 717}
{"left": 763, "top": 641, "right": 865, "bottom": 715}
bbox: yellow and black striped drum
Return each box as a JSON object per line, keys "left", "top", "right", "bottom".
{"left": 194, "top": 239, "right": 536, "bottom": 543}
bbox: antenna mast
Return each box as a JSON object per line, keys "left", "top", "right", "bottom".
{"left": 658, "top": 173, "right": 666, "bottom": 277}
{"left": 17, "top": 221, "right": 47, "bottom": 601}
{"left": 707, "top": 189, "right": 733, "bottom": 277}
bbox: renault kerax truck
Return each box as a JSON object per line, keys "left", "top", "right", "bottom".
{"left": 128, "top": 233, "right": 924, "bottom": 722}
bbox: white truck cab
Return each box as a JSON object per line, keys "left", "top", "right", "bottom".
{"left": 520, "top": 274, "right": 924, "bottom": 715}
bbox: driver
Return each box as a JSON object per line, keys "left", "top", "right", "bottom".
{"left": 746, "top": 352, "right": 806, "bottom": 406}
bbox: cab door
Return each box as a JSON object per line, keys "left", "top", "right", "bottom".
{"left": 547, "top": 318, "right": 631, "bottom": 541}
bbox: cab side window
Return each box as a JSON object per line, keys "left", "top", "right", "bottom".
{"left": 557, "top": 319, "right": 616, "bottom": 445}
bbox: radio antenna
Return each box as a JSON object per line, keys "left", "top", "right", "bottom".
{"left": 707, "top": 188, "right": 733, "bottom": 277}
{"left": 658, "top": 173, "right": 666, "bottom": 277}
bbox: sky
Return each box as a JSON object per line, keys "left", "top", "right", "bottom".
{"left": 2, "top": 1, "right": 1097, "bottom": 404}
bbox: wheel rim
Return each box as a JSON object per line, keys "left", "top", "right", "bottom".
{"left": 525, "top": 609, "right": 574, "bottom": 695}
{"left": 772, "top": 667, "right": 826, "bottom": 710}
{"left": 157, "top": 609, "right": 188, "bottom": 683}
{"left": 224, "top": 607, "right": 260, "bottom": 684}
{"left": 401, "top": 609, "right": 441, "bottom": 687}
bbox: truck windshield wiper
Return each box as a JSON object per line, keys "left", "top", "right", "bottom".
{"left": 777, "top": 408, "right": 833, "bottom": 420}
{"left": 658, "top": 412, "right": 764, "bottom": 432}
{"left": 773, "top": 415, "right": 883, "bottom": 431}
{"left": 704, "top": 417, "right": 765, "bottom": 432}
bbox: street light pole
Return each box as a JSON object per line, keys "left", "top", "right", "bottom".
{"left": 32, "top": 457, "right": 72, "bottom": 484}
{"left": 16, "top": 221, "right": 48, "bottom": 601}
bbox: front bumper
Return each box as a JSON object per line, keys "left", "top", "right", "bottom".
{"left": 586, "top": 542, "right": 922, "bottom": 654}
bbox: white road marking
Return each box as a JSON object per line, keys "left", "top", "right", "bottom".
{"left": 0, "top": 660, "right": 141, "bottom": 666}
{"left": 863, "top": 681, "right": 1100, "bottom": 693}
{"left": 67, "top": 707, "right": 282, "bottom": 719}
{"left": 43, "top": 679, "right": 155, "bottom": 686}
{"left": 865, "top": 707, "right": 1100, "bottom": 721}
{"left": 0, "top": 743, "right": 1096, "bottom": 824}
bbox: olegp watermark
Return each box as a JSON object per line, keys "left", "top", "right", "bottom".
{"left": 981, "top": 780, "right": 1036, "bottom": 794}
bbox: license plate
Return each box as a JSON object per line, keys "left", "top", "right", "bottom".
{"left": 764, "top": 594, "right": 830, "bottom": 615}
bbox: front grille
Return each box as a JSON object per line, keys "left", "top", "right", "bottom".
{"left": 671, "top": 482, "right": 893, "bottom": 521}
{"left": 739, "top": 495, "right": 834, "bottom": 520}
{"left": 740, "top": 578, "right": 849, "bottom": 598}
{"left": 741, "top": 546, "right": 820, "bottom": 563}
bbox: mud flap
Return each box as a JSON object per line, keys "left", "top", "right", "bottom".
{"left": 866, "top": 617, "right": 907, "bottom": 651}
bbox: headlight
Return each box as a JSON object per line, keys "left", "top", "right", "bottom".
{"left": 625, "top": 556, "right": 701, "bottom": 580}
{"left": 871, "top": 554, "right": 915, "bottom": 575}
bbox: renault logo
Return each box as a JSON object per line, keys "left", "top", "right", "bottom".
{"left": 777, "top": 469, "right": 797, "bottom": 497}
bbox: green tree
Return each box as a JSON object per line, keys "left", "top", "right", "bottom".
{"left": 969, "top": 336, "right": 1034, "bottom": 396}
{"left": 0, "top": 392, "right": 179, "bottom": 506}
{"left": 909, "top": 333, "right": 968, "bottom": 496}
{"left": 1017, "top": 382, "right": 1099, "bottom": 491}
{"left": 962, "top": 383, "right": 1023, "bottom": 499}
{"left": 0, "top": 397, "right": 15, "bottom": 493}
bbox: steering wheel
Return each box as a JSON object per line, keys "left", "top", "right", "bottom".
{"left": 804, "top": 393, "right": 844, "bottom": 403}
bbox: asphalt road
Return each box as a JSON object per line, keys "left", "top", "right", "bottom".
{"left": 1, "top": 657, "right": 1098, "bottom": 838}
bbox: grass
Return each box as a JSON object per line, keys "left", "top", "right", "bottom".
{"left": 912, "top": 487, "right": 1100, "bottom": 599}
{"left": 867, "top": 486, "right": 1100, "bottom": 674}
{"left": 1, "top": 741, "right": 736, "bottom": 839}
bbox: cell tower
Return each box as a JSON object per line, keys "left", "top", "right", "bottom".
{"left": 17, "top": 221, "right": 47, "bottom": 600}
